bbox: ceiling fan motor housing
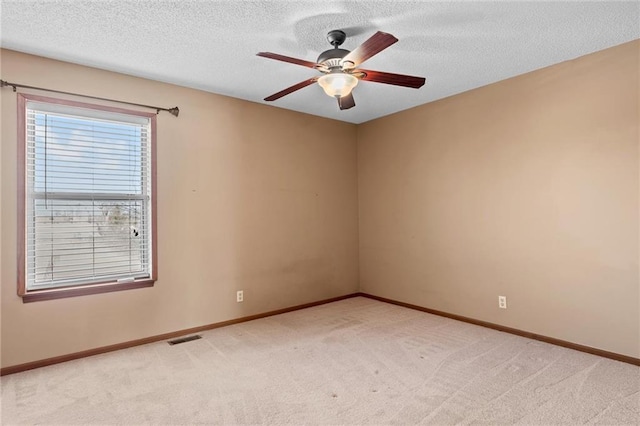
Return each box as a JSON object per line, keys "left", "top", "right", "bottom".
{"left": 317, "top": 30, "right": 354, "bottom": 70}
{"left": 317, "top": 48, "right": 350, "bottom": 69}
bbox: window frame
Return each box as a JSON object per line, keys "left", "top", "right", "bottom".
{"left": 17, "top": 93, "right": 158, "bottom": 302}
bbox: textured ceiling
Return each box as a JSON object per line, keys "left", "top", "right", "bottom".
{"left": 1, "top": 1, "right": 639, "bottom": 124}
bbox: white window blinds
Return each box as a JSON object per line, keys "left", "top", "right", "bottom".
{"left": 25, "top": 101, "right": 153, "bottom": 290}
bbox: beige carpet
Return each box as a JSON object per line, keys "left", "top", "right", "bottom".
{"left": 1, "top": 297, "right": 639, "bottom": 425}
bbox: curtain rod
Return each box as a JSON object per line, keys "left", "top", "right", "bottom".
{"left": 0, "top": 79, "right": 179, "bottom": 117}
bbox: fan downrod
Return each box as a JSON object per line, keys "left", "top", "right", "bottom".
{"left": 326, "top": 30, "right": 346, "bottom": 47}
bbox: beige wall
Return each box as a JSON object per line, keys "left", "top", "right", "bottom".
{"left": 358, "top": 40, "right": 640, "bottom": 358}
{"left": 0, "top": 49, "right": 359, "bottom": 368}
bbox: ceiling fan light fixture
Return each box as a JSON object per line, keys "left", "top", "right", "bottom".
{"left": 317, "top": 73, "right": 358, "bottom": 98}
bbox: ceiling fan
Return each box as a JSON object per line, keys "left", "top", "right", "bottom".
{"left": 257, "top": 30, "right": 426, "bottom": 110}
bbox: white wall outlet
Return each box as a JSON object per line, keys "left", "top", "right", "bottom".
{"left": 237, "top": 290, "right": 244, "bottom": 303}
{"left": 498, "top": 295, "right": 507, "bottom": 309}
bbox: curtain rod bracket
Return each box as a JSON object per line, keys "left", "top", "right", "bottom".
{"left": 0, "top": 80, "right": 16, "bottom": 92}
{"left": 0, "top": 79, "right": 179, "bottom": 117}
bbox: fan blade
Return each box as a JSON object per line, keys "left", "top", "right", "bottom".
{"left": 341, "top": 31, "right": 398, "bottom": 68}
{"left": 356, "top": 69, "right": 425, "bottom": 88}
{"left": 338, "top": 93, "right": 355, "bottom": 110}
{"left": 264, "top": 78, "right": 318, "bottom": 102}
{"left": 257, "top": 52, "right": 319, "bottom": 69}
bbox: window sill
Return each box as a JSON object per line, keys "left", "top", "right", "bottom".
{"left": 21, "top": 279, "right": 155, "bottom": 303}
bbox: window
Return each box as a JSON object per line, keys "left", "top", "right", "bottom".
{"left": 17, "top": 94, "right": 157, "bottom": 302}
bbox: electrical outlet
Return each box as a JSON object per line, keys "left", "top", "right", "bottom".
{"left": 498, "top": 295, "right": 507, "bottom": 309}
{"left": 237, "top": 290, "right": 244, "bottom": 303}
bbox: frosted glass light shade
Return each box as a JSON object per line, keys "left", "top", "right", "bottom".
{"left": 317, "top": 73, "right": 358, "bottom": 98}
